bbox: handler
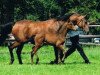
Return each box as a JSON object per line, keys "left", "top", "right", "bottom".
{"left": 63, "top": 26, "right": 90, "bottom": 63}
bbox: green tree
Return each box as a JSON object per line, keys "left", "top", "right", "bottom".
{"left": 0, "top": 0, "right": 100, "bottom": 34}
{"left": 0, "top": 0, "right": 14, "bottom": 24}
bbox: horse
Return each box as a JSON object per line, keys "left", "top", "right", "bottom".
{"left": 0, "top": 14, "right": 73, "bottom": 45}
{"left": 51, "top": 13, "right": 89, "bottom": 64}
{"left": 0, "top": 13, "right": 74, "bottom": 64}
{"left": 8, "top": 17, "right": 78, "bottom": 64}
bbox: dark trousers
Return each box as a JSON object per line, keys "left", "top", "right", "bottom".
{"left": 65, "top": 35, "right": 90, "bottom": 63}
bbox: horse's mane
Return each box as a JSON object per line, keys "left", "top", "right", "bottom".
{"left": 56, "top": 13, "right": 75, "bottom": 34}
{"left": 56, "top": 13, "right": 75, "bottom": 21}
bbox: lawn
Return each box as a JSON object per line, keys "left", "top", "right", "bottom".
{"left": 0, "top": 44, "right": 100, "bottom": 75}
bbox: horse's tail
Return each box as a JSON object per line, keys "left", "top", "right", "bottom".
{"left": 0, "top": 22, "right": 15, "bottom": 45}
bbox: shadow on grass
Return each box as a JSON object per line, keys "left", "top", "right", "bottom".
{"left": 25, "top": 61, "right": 93, "bottom": 65}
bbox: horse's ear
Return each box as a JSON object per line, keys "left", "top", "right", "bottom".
{"left": 77, "top": 15, "right": 85, "bottom": 20}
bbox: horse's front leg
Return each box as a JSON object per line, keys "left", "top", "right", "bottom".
{"left": 31, "top": 45, "right": 40, "bottom": 64}
{"left": 56, "top": 45, "right": 65, "bottom": 63}
{"left": 31, "top": 35, "right": 44, "bottom": 64}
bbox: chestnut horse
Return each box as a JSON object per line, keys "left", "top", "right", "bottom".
{"left": 69, "top": 13, "right": 89, "bottom": 32}
{"left": 8, "top": 18, "right": 77, "bottom": 64}
{"left": 51, "top": 13, "right": 89, "bottom": 64}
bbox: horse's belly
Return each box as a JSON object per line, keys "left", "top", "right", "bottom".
{"left": 45, "top": 34, "right": 58, "bottom": 44}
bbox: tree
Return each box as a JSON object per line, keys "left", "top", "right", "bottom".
{"left": 0, "top": 0, "right": 14, "bottom": 24}
{"left": 0, "top": 0, "right": 100, "bottom": 34}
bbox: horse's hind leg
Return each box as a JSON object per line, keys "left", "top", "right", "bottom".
{"left": 8, "top": 41, "right": 21, "bottom": 64}
{"left": 16, "top": 44, "right": 24, "bottom": 64}
{"left": 8, "top": 46, "right": 14, "bottom": 64}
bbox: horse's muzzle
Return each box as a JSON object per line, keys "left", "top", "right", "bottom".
{"left": 84, "top": 28, "right": 89, "bottom": 32}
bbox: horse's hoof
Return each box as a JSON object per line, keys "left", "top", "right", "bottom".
{"left": 36, "top": 62, "right": 39, "bottom": 64}
{"left": 61, "top": 60, "right": 64, "bottom": 64}
{"left": 31, "top": 63, "right": 33, "bottom": 65}
{"left": 9, "top": 63, "right": 12, "bottom": 65}
{"left": 50, "top": 60, "right": 58, "bottom": 64}
{"left": 9, "top": 60, "right": 14, "bottom": 65}
{"left": 85, "top": 60, "right": 91, "bottom": 64}
{"left": 9, "top": 62, "right": 13, "bottom": 65}
{"left": 36, "top": 58, "right": 39, "bottom": 64}
{"left": 19, "top": 62, "right": 23, "bottom": 65}
{"left": 50, "top": 61, "right": 54, "bottom": 64}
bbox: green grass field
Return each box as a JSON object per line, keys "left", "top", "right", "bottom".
{"left": 0, "top": 44, "right": 100, "bottom": 75}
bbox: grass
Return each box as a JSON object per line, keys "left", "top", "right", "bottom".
{"left": 0, "top": 44, "right": 100, "bottom": 75}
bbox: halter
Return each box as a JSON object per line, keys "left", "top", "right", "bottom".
{"left": 77, "top": 18, "right": 86, "bottom": 29}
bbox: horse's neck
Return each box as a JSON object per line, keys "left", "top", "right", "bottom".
{"left": 57, "top": 21, "right": 68, "bottom": 37}
{"left": 57, "top": 21, "right": 65, "bottom": 32}
{"left": 59, "top": 27, "right": 68, "bottom": 37}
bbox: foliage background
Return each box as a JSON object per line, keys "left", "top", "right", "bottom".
{"left": 0, "top": 0, "right": 100, "bottom": 34}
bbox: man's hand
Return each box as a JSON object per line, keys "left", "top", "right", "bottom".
{"left": 74, "top": 25, "right": 78, "bottom": 30}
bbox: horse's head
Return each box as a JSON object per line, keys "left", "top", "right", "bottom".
{"left": 69, "top": 14, "right": 89, "bottom": 32}
{"left": 76, "top": 15, "right": 89, "bottom": 32}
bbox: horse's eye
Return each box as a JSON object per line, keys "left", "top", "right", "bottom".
{"left": 85, "top": 21, "right": 87, "bottom": 24}
{"left": 72, "top": 21, "right": 77, "bottom": 25}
